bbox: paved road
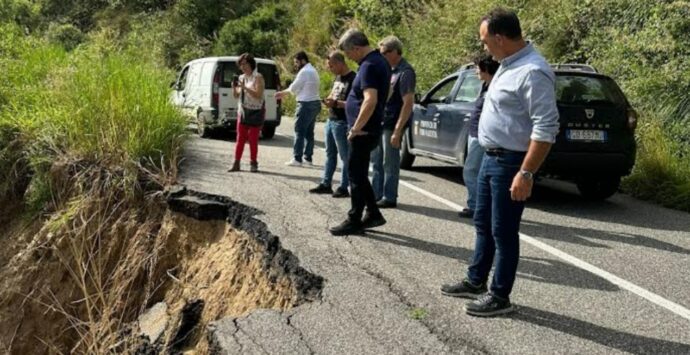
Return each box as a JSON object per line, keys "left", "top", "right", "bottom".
{"left": 180, "top": 118, "right": 690, "bottom": 354}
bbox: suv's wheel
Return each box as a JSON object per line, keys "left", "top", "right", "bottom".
{"left": 261, "top": 125, "right": 276, "bottom": 139}
{"left": 576, "top": 176, "right": 621, "bottom": 200}
{"left": 400, "top": 130, "right": 415, "bottom": 169}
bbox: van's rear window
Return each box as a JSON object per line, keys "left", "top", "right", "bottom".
{"left": 258, "top": 63, "right": 278, "bottom": 90}
{"left": 556, "top": 75, "right": 627, "bottom": 106}
{"left": 220, "top": 62, "right": 239, "bottom": 88}
{"left": 219, "top": 62, "right": 278, "bottom": 90}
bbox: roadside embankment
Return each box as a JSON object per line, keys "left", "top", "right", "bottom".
{"left": 0, "top": 185, "right": 323, "bottom": 354}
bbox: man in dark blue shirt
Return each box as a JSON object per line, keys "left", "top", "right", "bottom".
{"left": 371, "top": 35, "right": 416, "bottom": 209}
{"left": 330, "top": 29, "right": 392, "bottom": 236}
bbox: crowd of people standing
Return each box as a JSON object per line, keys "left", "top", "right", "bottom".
{"left": 229, "top": 8, "right": 559, "bottom": 317}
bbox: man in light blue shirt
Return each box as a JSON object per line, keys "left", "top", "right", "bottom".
{"left": 441, "top": 8, "right": 559, "bottom": 317}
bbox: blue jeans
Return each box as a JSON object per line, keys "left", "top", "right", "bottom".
{"left": 467, "top": 151, "right": 526, "bottom": 300}
{"left": 462, "top": 136, "right": 485, "bottom": 211}
{"left": 322, "top": 119, "right": 350, "bottom": 190}
{"left": 370, "top": 129, "right": 401, "bottom": 203}
{"left": 294, "top": 100, "right": 320, "bottom": 162}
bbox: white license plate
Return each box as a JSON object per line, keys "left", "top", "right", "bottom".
{"left": 224, "top": 108, "right": 237, "bottom": 119}
{"left": 567, "top": 129, "right": 606, "bottom": 142}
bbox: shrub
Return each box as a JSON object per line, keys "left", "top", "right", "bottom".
{"left": 214, "top": 3, "right": 292, "bottom": 58}
{"left": 46, "top": 23, "right": 85, "bottom": 50}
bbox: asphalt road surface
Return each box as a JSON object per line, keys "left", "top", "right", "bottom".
{"left": 180, "top": 118, "right": 690, "bottom": 354}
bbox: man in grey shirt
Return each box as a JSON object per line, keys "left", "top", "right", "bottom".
{"left": 441, "top": 8, "right": 559, "bottom": 317}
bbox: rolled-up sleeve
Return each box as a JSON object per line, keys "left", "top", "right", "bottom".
{"left": 520, "top": 69, "right": 560, "bottom": 143}
{"left": 288, "top": 70, "right": 305, "bottom": 95}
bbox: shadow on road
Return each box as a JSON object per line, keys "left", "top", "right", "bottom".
{"left": 512, "top": 306, "right": 690, "bottom": 354}
{"left": 522, "top": 220, "right": 690, "bottom": 255}
{"left": 406, "top": 165, "right": 464, "bottom": 185}
{"left": 257, "top": 170, "right": 323, "bottom": 184}
{"left": 362, "top": 231, "right": 619, "bottom": 292}
{"left": 396, "top": 203, "right": 466, "bottom": 224}
{"left": 409, "top": 164, "right": 690, "bottom": 232}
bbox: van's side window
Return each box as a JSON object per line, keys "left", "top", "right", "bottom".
{"left": 177, "top": 66, "right": 190, "bottom": 90}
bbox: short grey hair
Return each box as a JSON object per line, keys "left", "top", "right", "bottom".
{"left": 378, "top": 35, "right": 403, "bottom": 55}
{"left": 327, "top": 51, "right": 346, "bottom": 64}
{"left": 338, "top": 29, "right": 369, "bottom": 51}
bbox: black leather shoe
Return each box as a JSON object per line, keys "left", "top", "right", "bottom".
{"left": 332, "top": 187, "right": 349, "bottom": 198}
{"left": 362, "top": 213, "right": 386, "bottom": 229}
{"left": 309, "top": 184, "right": 333, "bottom": 194}
{"left": 329, "top": 219, "right": 364, "bottom": 236}
{"left": 376, "top": 199, "right": 397, "bottom": 208}
{"left": 458, "top": 208, "right": 474, "bottom": 218}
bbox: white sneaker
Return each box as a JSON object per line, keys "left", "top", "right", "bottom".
{"left": 303, "top": 160, "right": 313, "bottom": 167}
{"left": 285, "top": 159, "right": 302, "bottom": 167}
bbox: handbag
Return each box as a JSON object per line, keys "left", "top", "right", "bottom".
{"left": 240, "top": 81, "right": 265, "bottom": 127}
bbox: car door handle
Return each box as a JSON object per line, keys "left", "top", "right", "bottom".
{"left": 222, "top": 93, "right": 228, "bottom": 97}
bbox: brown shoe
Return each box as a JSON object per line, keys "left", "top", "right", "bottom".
{"left": 250, "top": 161, "right": 259, "bottom": 173}
{"left": 228, "top": 160, "right": 240, "bottom": 172}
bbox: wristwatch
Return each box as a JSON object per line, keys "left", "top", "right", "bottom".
{"left": 519, "top": 169, "right": 534, "bottom": 180}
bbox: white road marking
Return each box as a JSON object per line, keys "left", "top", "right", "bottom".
{"left": 279, "top": 129, "right": 690, "bottom": 321}
{"left": 400, "top": 181, "right": 690, "bottom": 322}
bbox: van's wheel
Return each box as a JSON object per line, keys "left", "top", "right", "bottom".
{"left": 400, "top": 130, "right": 415, "bottom": 169}
{"left": 262, "top": 125, "right": 276, "bottom": 139}
{"left": 197, "top": 117, "right": 210, "bottom": 138}
{"left": 576, "top": 176, "right": 621, "bottom": 200}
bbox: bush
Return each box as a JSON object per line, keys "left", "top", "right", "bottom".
{"left": 623, "top": 107, "right": 690, "bottom": 212}
{"left": 214, "top": 3, "right": 292, "bottom": 58}
{"left": 46, "top": 23, "right": 85, "bottom": 50}
{"left": 0, "top": 27, "right": 187, "bottom": 206}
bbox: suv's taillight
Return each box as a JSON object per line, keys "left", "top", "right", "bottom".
{"left": 212, "top": 69, "right": 220, "bottom": 109}
{"left": 627, "top": 109, "right": 638, "bottom": 131}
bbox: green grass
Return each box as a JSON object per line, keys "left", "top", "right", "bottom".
{"left": 623, "top": 105, "right": 690, "bottom": 212}
{"left": 409, "top": 307, "right": 428, "bottom": 320}
{"left": 0, "top": 23, "right": 187, "bottom": 208}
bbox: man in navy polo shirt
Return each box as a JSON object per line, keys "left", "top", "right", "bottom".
{"left": 371, "top": 35, "right": 416, "bottom": 209}
{"left": 329, "top": 29, "right": 392, "bottom": 236}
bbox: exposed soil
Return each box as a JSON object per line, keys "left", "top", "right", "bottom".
{"left": 0, "top": 189, "right": 323, "bottom": 354}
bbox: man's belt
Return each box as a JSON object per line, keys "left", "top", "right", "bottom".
{"left": 484, "top": 147, "right": 525, "bottom": 156}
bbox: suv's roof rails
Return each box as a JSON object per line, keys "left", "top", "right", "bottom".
{"left": 458, "top": 63, "right": 475, "bottom": 71}
{"left": 551, "top": 63, "right": 598, "bottom": 73}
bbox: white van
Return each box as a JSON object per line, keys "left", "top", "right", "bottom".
{"left": 170, "top": 56, "right": 282, "bottom": 138}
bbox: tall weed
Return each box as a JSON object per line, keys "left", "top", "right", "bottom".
{"left": 624, "top": 102, "right": 690, "bottom": 212}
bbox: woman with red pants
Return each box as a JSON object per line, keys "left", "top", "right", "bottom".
{"left": 229, "top": 53, "right": 265, "bottom": 173}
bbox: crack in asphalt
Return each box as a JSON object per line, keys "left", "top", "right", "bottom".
{"left": 337, "top": 236, "right": 488, "bottom": 354}
{"left": 286, "top": 313, "right": 316, "bottom": 355}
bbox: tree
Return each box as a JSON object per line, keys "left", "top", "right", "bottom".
{"left": 214, "top": 3, "right": 292, "bottom": 58}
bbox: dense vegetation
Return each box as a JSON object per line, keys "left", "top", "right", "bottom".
{"left": 0, "top": 1, "right": 687, "bottom": 351}
{"left": 1, "top": 0, "right": 688, "bottom": 209}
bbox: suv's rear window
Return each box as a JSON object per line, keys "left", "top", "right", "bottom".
{"left": 556, "top": 75, "right": 627, "bottom": 106}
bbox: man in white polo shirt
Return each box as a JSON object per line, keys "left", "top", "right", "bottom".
{"left": 276, "top": 51, "right": 321, "bottom": 167}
